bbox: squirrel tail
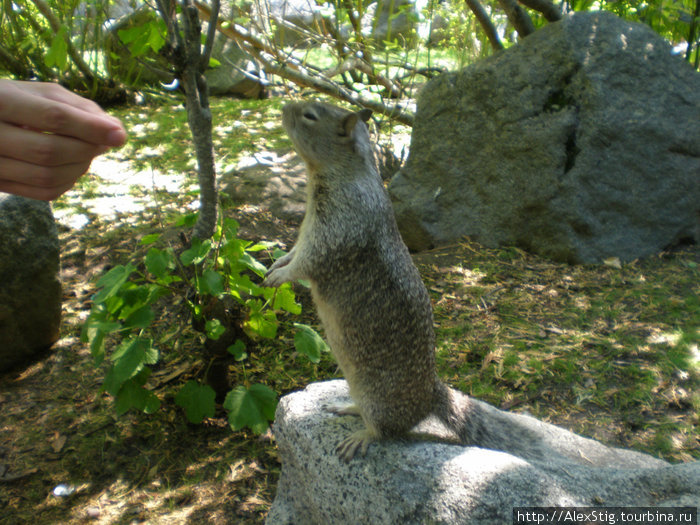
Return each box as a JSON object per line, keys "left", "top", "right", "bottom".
{"left": 432, "top": 379, "right": 486, "bottom": 446}
{"left": 433, "top": 379, "right": 548, "bottom": 459}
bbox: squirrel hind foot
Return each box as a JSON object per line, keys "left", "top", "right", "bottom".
{"left": 336, "top": 429, "right": 377, "bottom": 462}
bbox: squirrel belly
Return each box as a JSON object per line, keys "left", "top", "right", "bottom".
{"left": 265, "top": 101, "right": 472, "bottom": 461}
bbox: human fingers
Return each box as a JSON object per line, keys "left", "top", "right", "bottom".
{"left": 0, "top": 178, "right": 76, "bottom": 202}
{"left": 0, "top": 80, "right": 127, "bottom": 147}
{"left": 15, "top": 80, "right": 108, "bottom": 117}
{"left": 0, "top": 155, "right": 92, "bottom": 201}
{"left": 0, "top": 121, "right": 108, "bottom": 168}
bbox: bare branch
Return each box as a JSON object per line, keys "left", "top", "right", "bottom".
{"left": 687, "top": 0, "right": 699, "bottom": 63}
{"left": 497, "top": 0, "right": 535, "bottom": 37}
{"left": 195, "top": 1, "right": 414, "bottom": 125}
{"left": 517, "top": 0, "right": 562, "bottom": 22}
{"left": 464, "top": 0, "right": 504, "bottom": 50}
{"left": 255, "top": 48, "right": 415, "bottom": 125}
{"left": 201, "top": 0, "right": 220, "bottom": 70}
{"left": 0, "top": 43, "right": 31, "bottom": 78}
{"left": 324, "top": 57, "right": 402, "bottom": 98}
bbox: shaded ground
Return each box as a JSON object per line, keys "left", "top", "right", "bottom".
{"left": 1, "top": 97, "right": 698, "bottom": 524}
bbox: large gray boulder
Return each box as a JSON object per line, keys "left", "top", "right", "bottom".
{"left": 0, "top": 195, "right": 61, "bottom": 372}
{"left": 367, "top": 0, "right": 418, "bottom": 47}
{"left": 258, "top": 0, "right": 326, "bottom": 47}
{"left": 267, "top": 380, "right": 699, "bottom": 524}
{"left": 389, "top": 11, "right": 700, "bottom": 263}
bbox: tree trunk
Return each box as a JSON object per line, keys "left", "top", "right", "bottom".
{"left": 157, "top": 0, "right": 220, "bottom": 240}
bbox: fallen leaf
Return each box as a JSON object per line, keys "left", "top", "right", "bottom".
{"left": 603, "top": 257, "right": 622, "bottom": 269}
{"left": 51, "top": 434, "right": 67, "bottom": 454}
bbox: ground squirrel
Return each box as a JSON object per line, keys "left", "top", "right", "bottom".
{"left": 263, "top": 101, "right": 474, "bottom": 461}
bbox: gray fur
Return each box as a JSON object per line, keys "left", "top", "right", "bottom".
{"left": 264, "top": 101, "right": 472, "bottom": 460}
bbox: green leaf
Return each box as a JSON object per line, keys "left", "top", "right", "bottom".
{"left": 200, "top": 268, "right": 224, "bottom": 296}
{"left": 147, "top": 19, "right": 166, "bottom": 52}
{"left": 145, "top": 283, "right": 174, "bottom": 304}
{"left": 246, "top": 241, "right": 277, "bottom": 252}
{"left": 145, "top": 248, "right": 175, "bottom": 279}
{"left": 123, "top": 305, "right": 155, "bottom": 330}
{"left": 222, "top": 237, "right": 246, "bottom": 261}
{"left": 245, "top": 300, "right": 278, "bottom": 339}
{"left": 174, "top": 381, "right": 216, "bottom": 423}
{"left": 83, "top": 318, "right": 122, "bottom": 365}
{"left": 272, "top": 284, "right": 301, "bottom": 314}
{"left": 93, "top": 264, "right": 136, "bottom": 304}
{"left": 110, "top": 337, "right": 158, "bottom": 387}
{"left": 45, "top": 27, "right": 68, "bottom": 71}
{"left": 115, "top": 378, "right": 161, "bottom": 416}
{"left": 222, "top": 218, "right": 239, "bottom": 239}
{"left": 181, "top": 238, "right": 212, "bottom": 266}
{"left": 293, "top": 323, "right": 329, "bottom": 363}
{"left": 229, "top": 273, "right": 261, "bottom": 297}
{"left": 223, "top": 384, "right": 277, "bottom": 434}
{"left": 205, "top": 318, "right": 226, "bottom": 340}
{"left": 104, "top": 363, "right": 145, "bottom": 396}
{"left": 175, "top": 213, "right": 198, "bottom": 228}
{"left": 140, "top": 233, "right": 161, "bottom": 245}
{"left": 272, "top": 248, "right": 289, "bottom": 259}
{"left": 238, "top": 252, "right": 267, "bottom": 277}
{"left": 118, "top": 18, "right": 165, "bottom": 56}
{"left": 227, "top": 340, "right": 248, "bottom": 361}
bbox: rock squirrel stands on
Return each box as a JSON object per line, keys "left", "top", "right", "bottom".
{"left": 264, "top": 101, "right": 479, "bottom": 461}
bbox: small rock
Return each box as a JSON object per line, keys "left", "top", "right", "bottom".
{"left": 52, "top": 484, "right": 76, "bottom": 497}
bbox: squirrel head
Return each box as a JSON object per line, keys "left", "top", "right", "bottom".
{"left": 282, "top": 101, "right": 374, "bottom": 176}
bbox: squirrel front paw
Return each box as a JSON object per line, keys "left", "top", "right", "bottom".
{"left": 267, "top": 252, "right": 293, "bottom": 273}
{"left": 262, "top": 266, "right": 292, "bottom": 288}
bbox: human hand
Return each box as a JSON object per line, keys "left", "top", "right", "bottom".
{"left": 0, "top": 80, "right": 127, "bottom": 201}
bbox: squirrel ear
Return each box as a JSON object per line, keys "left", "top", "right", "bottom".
{"left": 357, "top": 109, "right": 372, "bottom": 123}
{"left": 339, "top": 109, "right": 372, "bottom": 138}
{"left": 340, "top": 113, "right": 359, "bottom": 138}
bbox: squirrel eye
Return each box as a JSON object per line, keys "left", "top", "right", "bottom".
{"left": 303, "top": 111, "right": 317, "bottom": 121}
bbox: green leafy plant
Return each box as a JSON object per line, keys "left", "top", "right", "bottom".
{"left": 82, "top": 213, "right": 328, "bottom": 434}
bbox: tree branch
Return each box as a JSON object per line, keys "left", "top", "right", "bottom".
{"left": 517, "top": 0, "right": 561, "bottom": 22}
{"left": 195, "top": 1, "right": 414, "bottom": 125}
{"left": 29, "top": 0, "right": 96, "bottom": 84}
{"left": 201, "top": 0, "right": 220, "bottom": 70}
{"left": 0, "top": 43, "right": 31, "bottom": 78}
{"left": 464, "top": 0, "right": 504, "bottom": 50}
{"left": 687, "top": 0, "right": 699, "bottom": 63}
{"left": 254, "top": 48, "right": 415, "bottom": 125}
{"left": 497, "top": 0, "right": 535, "bottom": 37}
